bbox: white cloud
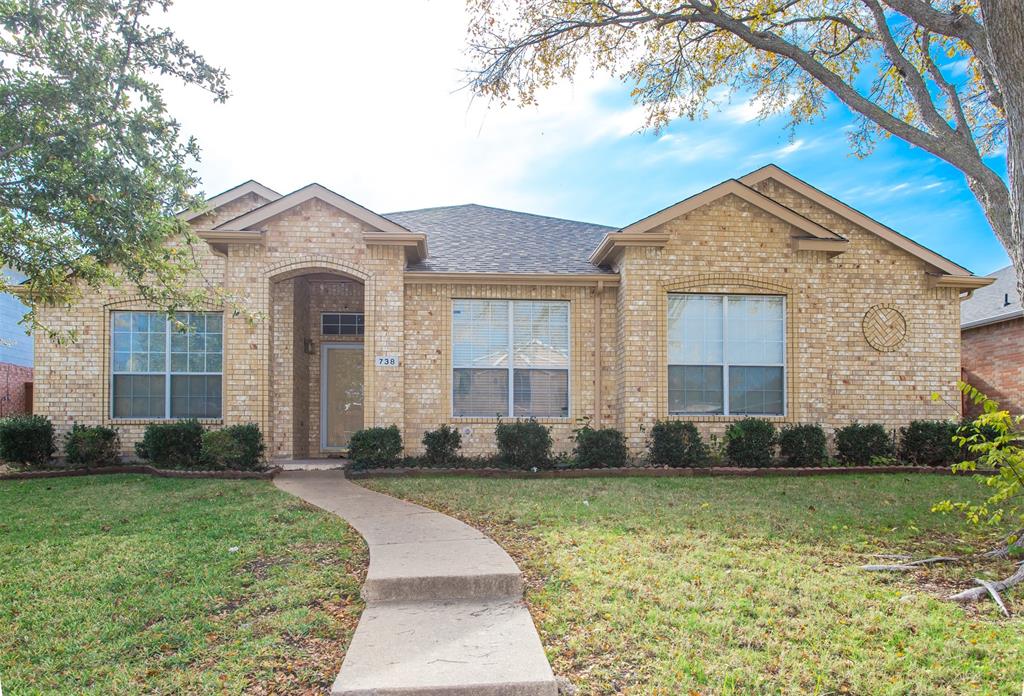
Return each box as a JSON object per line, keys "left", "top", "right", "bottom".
{"left": 158, "top": 0, "right": 646, "bottom": 214}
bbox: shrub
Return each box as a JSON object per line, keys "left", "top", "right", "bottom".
{"left": 495, "top": 419, "right": 552, "bottom": 470}
{"left": 0, "top": 415, "right": 55, "bottom": 469}
{"left": 201, "top": 424, "right": 266, "bottom": 471}
{"left": 898, "top": 420, "right": 959, "bottom": 466}
{"left": 724, "top": 418, "right": 777, "bottom": 467}
{"left": 777, "top": 424, "right": 828, "bottom": 467}
{"left": 349, "top": 425, "right": 402, "bottom": 470}
{"left": 422, "top": 424, "right": 462, "bottom": 467}
{"left": 135, "top": 419, "right": 204, "bottom": 469}
{"left": 834, "top": 422, "right": 894, "bottom": 466}
{"left": 573, "top": 420, "right": 628, "bottom": 469}
{"left": 648, "top": 421, "right": 708, "bottom": 467}
{"left": 64, "top": 424, "right": 120, "bottom": 468}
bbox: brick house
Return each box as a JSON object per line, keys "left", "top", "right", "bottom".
{"left": 28, "top": 164, "right": 992, "bottom": 459}
{"left": 961, "top": 264, "right": 1023, "bottom": 417}
{"left": 0, "top": 267, "right": 33, "bottom": 416}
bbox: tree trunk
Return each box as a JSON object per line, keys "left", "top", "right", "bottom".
{"left": 979, "top": 0, "right": 1024, "bottom": 301}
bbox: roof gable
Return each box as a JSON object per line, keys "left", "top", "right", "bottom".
{"left": 179, "top": 180, "right": 281, "bottom": 222}
{"left": 591, "top": 178, "right": 845, "bottom": 265}
{"left": 740, "top": 164, "right": 971, "bottom": 277}
{"left": 205, "top": 183, "right": 427, "bottom": 261}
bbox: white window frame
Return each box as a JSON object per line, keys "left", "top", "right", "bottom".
{"left": 109, "top": 311, "right": 224, "bottom": 420}
{"left": 451, "top": 299, "right": 572, "bottom": 419}
{"left": 667, "top": 293, "right": 787, "bottom": 417}
{"left": 320, "top": 312, "right": 364, "bottom": 336}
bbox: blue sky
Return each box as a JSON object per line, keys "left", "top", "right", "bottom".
{"left": 163, "top": 0, "right": 1009, "bottom": 276}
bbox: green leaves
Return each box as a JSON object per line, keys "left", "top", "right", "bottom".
{"left": 0, "top": 0, "right": 229, "bottom": 335}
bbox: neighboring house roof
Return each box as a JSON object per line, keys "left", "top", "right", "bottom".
{"left": 961, "top": 265, "right": 1023, "bottom": 329}
{"left": 387, "top": 204, "right": 615, "bottom": 275}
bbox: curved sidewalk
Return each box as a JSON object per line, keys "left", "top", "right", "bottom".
{"left": 274, "top": 470, "right": 557, "bottom": 696}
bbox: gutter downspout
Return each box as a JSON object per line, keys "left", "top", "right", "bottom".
{"left": 594, "top": 280, "right": 604, "bottom": 428}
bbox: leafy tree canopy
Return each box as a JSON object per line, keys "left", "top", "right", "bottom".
{"left": 467, "top": 0, "right": 1023, "bottom": 296}
{"left": 0, "top": 0, "right": 228, "bottom": 338}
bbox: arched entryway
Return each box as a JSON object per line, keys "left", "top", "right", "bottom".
{"left": 268, "top": 265, "right": 369, "bottom": 460}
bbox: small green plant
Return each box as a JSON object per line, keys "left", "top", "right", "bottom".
{"left": 0, "top": 415, "right": 55, "bottom": 469}
{"left": 494, "top": 418, "right": 552, "bottom": 470}
{"left": 869, "top": 455, "right": 900, "bottom": 467}
{"left": 64, "top": 424, "right": 121, "bottom": 468}
{"left": 834, "top": 422, "right": 894, "bottom": 466}
{"left": 648, "top": 420, "right": 708, "bottom": 467}
{"left": 573, "top": 418, "right": 628, "bottom": 469}
{"left": 422, "top": 424, "right": 462, "bottom": 467}
{"left": 349, "top": 425, "right": 402, "bottom": 470}
{"left": 777, "top": 424, "right": 827, "bottom": 467}
{"left": 934, "top": 384, "right": 1024, "bottom": 537}
{"left": 201, "top": 424, "right": 265, "bottom": 471}
{"left": 135, "top": 420, "right": 204, "bottom": 469}
{"left": 897, "top": 420, "right": 959, "bottom": 467}
{"left": 724, "top": 418, "right": 777, "bottom": 467}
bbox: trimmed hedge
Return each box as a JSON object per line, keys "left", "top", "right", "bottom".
{"left": 349, "top": 425, "right": 402, "bottom": 470}
{"left": 495, "top": 419, "right": 552, "bottom": 470}
{"left": 573, "top": 423, "right": 628, "bottom": 469}
{"left": 778, "top": 424, "right": 828, "bottom": 467}
{"left": 422, "top": 424, "right": 462, "bottom": 467}
{"left": 648, "top": 421, "right": 708, "bottom": 467}
{"left": 201, "top": 423, "right": 266, "bottom": 471}
{"left": 898, "top": 420, "right": 959, "bottom": 467}
{"left": 135, "top": 419, "right": 204, "bottom": 469}
{"left": 835, "top": 422, "right": 894, "bottom": 466}
{"left": 0, "top": 415, "right": 55, "bottom": 469}
{"left": 725, "top": 418, "right": 777, "bottom": 467}
{"left": 64, "top": 424, "right": 120, "bottom": 468}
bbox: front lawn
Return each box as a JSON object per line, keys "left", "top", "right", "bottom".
{"left": 367, "top": 474, "right": 1024, "bottom": 695}
{"left": 0, "top": 475, "right": 367, "bottom": 694}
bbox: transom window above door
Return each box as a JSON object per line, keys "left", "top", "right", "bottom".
{"left": 110, "top": 311, "right": 223, "bottom": 420}
{"left": 451, "top": 299, "right": 570, "bottom": 418}
{"left": 667, "top": 294, "right": 785, "bottom": 416}
{"left": 321, "top": 312, "right": 364, "bottom": 336}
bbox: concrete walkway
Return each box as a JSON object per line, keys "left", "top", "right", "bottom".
{"left": 274, "top": 470, "right": 557, "bottom": 696}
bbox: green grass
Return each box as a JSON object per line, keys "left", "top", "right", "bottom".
{"left": 0, "top": 475, "right": 366, "bottom": 695}
{"left": 367, "top": 474, "right": 1024, "bottom": 695}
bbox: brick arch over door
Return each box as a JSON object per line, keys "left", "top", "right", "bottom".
{"left": 264, "top": 257, "right": 377, "bottom": 458}
{"left": 656, "top": 273, "right": 797, "bottom": 423}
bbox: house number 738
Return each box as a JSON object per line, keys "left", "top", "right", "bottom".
{"left": 375, "top": 355, "right": 399, "bottom": 367}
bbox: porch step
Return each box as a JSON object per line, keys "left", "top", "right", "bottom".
{"left": 332, "top": 599, "right": 558, "bottom": 696}
{"left": 273, "top": 458, "right": 348, "bottom": 471}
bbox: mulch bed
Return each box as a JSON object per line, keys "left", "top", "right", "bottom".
{"left": 0, "top": 464, "right": 281, "bottom": 481}
{"left": 348, "top": 465, "right": 981, "bottom": 479}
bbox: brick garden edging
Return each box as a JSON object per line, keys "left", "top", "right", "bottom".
{"left": 347, "top": 465, "right": 975, "bottom": 479}
{"left": 0, "top": 465, "right": 282, "bottom": 481}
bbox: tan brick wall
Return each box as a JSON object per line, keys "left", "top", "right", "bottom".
{"left": 402, "top": 282, "right": 612, "bottom": 456}
{"left": 962, "top": 318, "right": 1024, "bottom": 418}
{"left": 611, "top": 186, "right": 960, "bottom": 451}
{"left": 32, "top": 180, "right": 963, "bottom": 461}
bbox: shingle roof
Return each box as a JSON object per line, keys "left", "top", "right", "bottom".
{"left": 385, "top": 204, "right": 615, "bottom": 274}
{"left": 961, "top": 265, "right": 1023, "bottom": 329}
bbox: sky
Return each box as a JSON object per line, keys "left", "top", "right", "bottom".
{"left": 161, "top": 0, "right": 1009, "bottom": 276}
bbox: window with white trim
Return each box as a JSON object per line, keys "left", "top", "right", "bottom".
{"left": 111, "top": 311, "right": 223, "bottom": 419}
{"left": 452, "top": 299, "right": 569, "bottom": 418}
{"left": 667, "top": 294, "right": 785, "bottom": 416}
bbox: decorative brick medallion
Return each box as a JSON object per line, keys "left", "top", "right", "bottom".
{"left": 862, "top": 304, "right": 907, "bottom": 352}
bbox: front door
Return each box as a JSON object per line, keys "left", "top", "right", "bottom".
{"left": 321, "top": 344, "right": 364, "bottom": 450}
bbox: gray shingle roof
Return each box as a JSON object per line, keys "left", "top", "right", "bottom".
{"left": 961, "top": 265, "right": 1023, "bottom": 329}
{"left": 385, "top": 204, "right": 616, "bottom": 274}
